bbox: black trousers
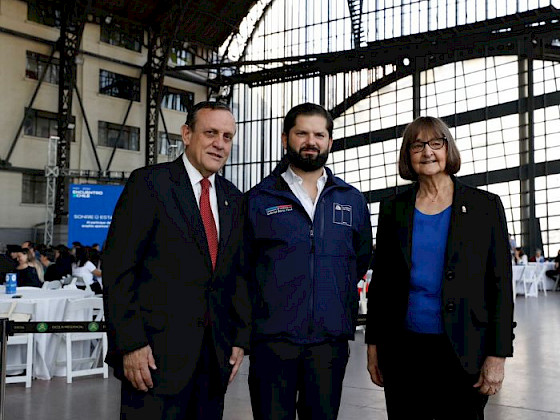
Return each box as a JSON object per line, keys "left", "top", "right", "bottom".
{"left": 120, "top": 327, "right": 225, "bottom": 420}
{"left": 249, "top": 339, "right": 349, "bottom": 420}
{"left": 381, "top": 331, "right": 488, "bottom": 420}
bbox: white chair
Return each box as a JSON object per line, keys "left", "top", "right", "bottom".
{"left": 65, "top": 276, "right": 92, "bottom": 292}
{"left": 0, "top": 301, "right": 36, "bottom": 388}
{"left": 521, "top": 265, "right": 539, "bottom": 297}
{"left": 532, "top": 263, "right": 548, "bottom": 296}
{"left": 42, "top": 280, "right": 62, "bottom": 290}
{"left": 55, "top": 297, "right": 108, "bottom": 383}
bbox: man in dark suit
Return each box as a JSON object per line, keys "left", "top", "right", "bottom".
{"left": 103, "top": 101, "right": 251, "bottom": 419}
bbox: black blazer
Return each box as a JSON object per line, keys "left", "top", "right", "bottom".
{"left": 365, "top": 177, "right": 514, "bottom": 375}
{"left": 103, "top": 157, "right": 251, "bottom": 395}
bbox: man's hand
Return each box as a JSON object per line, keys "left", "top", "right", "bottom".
{"left": 367, "top": 344, "right": 384, "bottom": 387}
{"left": 473, "top": 356, "right": 506, "bottom": 396}
{"left": 123, "top": 345, "right": 157, "bottom": 392}
{"left": 228, "top": 346, "right": 245, "bottom": 383}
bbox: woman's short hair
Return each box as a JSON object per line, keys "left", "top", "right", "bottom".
{"left": 398, "top": 116, "right": 461, "bottom": 181}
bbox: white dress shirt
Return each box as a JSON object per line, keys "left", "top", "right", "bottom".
{"left": 281, "top": 165, "right": 327, "bottom": 221}
{"left": 182, "top": 153, "right": 220, "bottom": 239}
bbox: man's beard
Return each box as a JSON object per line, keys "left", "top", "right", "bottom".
{"left": 286, "top": 142, "right": 329, "bottom": 172}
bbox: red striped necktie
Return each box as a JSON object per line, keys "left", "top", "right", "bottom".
{"left": 200, "top": 178, "right": 218, "bottom": 269}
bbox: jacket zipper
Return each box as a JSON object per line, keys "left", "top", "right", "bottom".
{"left": 308, "top": 226, "right": 315, "bottom": 335}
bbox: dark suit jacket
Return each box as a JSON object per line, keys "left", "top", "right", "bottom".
{"left": 365, "top": 177, "right": 514, "bottom": 375}
{"left": 103, "top": 157, "right": 251, "bottom": 395}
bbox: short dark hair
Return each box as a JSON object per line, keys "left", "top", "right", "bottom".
{"left": 23, "top": 240, "right": 35, "bottom": 249}
{"left": 398, "top": 116, "right": 461, "bottom": 181}
{"left": 185, "top": 101, "right": 232, "bottom": 129}
{"left": 283, "top": 103, "right": 334, "bottom": 138}
{"left": 38, "top": 246, "right": 55, "bottom": 262}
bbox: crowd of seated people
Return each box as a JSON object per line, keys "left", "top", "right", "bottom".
{"left": 0, "top": 241, "right": 103, "bottom": 291}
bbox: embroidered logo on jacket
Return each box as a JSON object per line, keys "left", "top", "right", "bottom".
{"left": 266, "top": 204, "right": 293, "bottom": 216}
{"left": 333, "top": 203, "right": 352, "bottom": 226}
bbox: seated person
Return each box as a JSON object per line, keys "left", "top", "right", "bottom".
{"left": 15, "top": 247, "right": 42, "bottom": 287}
{"left": 513, "top": 247, "right": 528, "bottom": 265}
{"left": 54, "top": 244, "right": 73, "bottom": 278}
{"left": 529, "top": 249, "right": 545, "bottom": 263}
{"left": 546, "top": 249, "right": 560, "bottom": 280}
{"left": 0, "top": 246, "right": 17, "bottom": 283}
{"left": 38, "top": 246, "right": 60, "bottom": 282}
{"left": 72, "top": 247, "right": 102, "bottom": 294}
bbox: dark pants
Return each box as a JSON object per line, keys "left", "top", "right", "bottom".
{"left": 120, "top": 327, "right": 225, "bottom": 420}
{"left": 249, "top": 339, "right": 349, "bottom": 420}
{"left": 381, "top": 331, "right": 488, "bottom": 420}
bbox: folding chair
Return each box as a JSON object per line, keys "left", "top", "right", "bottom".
{"left": 522, "top": 265, "right": 539, "bottom": 297}
{"left": 0, "top": 301, "right": 36, "bottom": 387}
{"left": 66, "top": 276, "right": 92, "bottom": 292}
{"left": 55, "top": 297, "right": 108, "bottom": 383}
{"left": 42, "top": 280, "right": 62, "bottom": 290}
{"left": 532, "top": 263, "right": 548, "bottom": 296}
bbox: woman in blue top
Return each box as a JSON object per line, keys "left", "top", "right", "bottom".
{"left": 366, "top": 117, "right": 514, "bottom": 419}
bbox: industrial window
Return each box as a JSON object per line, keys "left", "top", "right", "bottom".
{"left": 27, "top": 2, "right": 61, "bottom": 28}
{"left": 99, "top": 70, "right": 140, "bottom": 102}
{"left": 98, "top": 121, "right": 140, "bottom": 151}
{"left": 158, "top": 132, "right": 184, "bottom": 157}
{"left": 26, "top": 51, "right": 59, "bottom": 84}
{"left": 23, "top": 108, "right": 75, "bottom": 141}
{"left": 161, "top": 87, "right": 194, "bottom": 113}
{"left": 22, "top": 174, "right": 46, "bottom": 204}
{"left": 100, "top": 21, "right": 143, "bottom": 52}
{"left": 169, "top": 46, "right": 194, "bottom": 67}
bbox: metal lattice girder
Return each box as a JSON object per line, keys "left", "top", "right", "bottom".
{"left": 44, "top": 136, "right": 59, "bottom": 246}
{"left": 347, "top": 0, "right": 365, "bottom": 48}
{"left": 145, "top": 1, "right": 192, "bottom": 167}
{"left": 223, "top": 6, "right": 560, "bottom": 88}
{"left": 55, "top": 0, "right": 86, "bottom": 224}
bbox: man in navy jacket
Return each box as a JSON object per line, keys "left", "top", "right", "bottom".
{"left": 245, "top": 103, "right": 372, "bottom": 420}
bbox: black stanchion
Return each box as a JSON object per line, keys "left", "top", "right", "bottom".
{"left": 0, "top": 317, "right": 8, "bottom": 420}
{"left": 0, "top": 320, "right": 107, "bottom": 419}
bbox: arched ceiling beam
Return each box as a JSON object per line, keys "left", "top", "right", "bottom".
{"left": 221, "top": 6, "right": 560, "bottom": 88}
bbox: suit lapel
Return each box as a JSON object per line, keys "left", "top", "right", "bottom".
{"left": 169, "top": 158, "right": 212, "bottom": 270}
{"left": 215, "top": 176, "right": 233, "bottom": 272}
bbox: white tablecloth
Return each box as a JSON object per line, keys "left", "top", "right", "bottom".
{"left": 0, "top": 286, "right": 94, "bottom": 379}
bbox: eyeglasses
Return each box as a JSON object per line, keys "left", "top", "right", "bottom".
{"left": 408, "top": 137, "right": 447, "bottom": 153}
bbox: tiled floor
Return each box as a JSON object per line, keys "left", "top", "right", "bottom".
{"left": 4, "top": 293, "right": 560, "bottom": 420}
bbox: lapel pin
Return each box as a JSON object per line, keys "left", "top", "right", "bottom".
{"left": 225, "top": 200, "right": 229, "bottom": 207}
{"left": 461, "top": 205, "right": 467, "bottom": 213}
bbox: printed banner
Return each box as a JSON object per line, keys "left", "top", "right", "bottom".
{"left": 68, "top": 184, "right": 124, "bottom": 249}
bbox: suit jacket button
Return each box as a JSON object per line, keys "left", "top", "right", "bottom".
{"left": 445, "top": 270, "right": 455, "bottom": 280}
{"left": 445, "top": 302, "right": 456, "bottom": 312}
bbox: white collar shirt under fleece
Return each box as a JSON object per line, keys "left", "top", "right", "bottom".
{"left": 182, "top": 153, "right": 220, "bottom": 239}
{"left": 281, "top": 165, "right": 328, "bottom": 221}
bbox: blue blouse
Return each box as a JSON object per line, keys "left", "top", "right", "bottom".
{"left": 405, "top": 206, "right": 452, "bottom": 334}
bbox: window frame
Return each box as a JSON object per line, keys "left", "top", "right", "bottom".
{"left": 99, "top": 69, "right": 141, "bottom": 102}
{"left": 26, "top": 51, "right": 60, "bottom": 84}
{"left": 21, "top": 173, "right": 46, "bottom": 204}
{"left": 98, "top": 121, "right": 140, "bottom": 152}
